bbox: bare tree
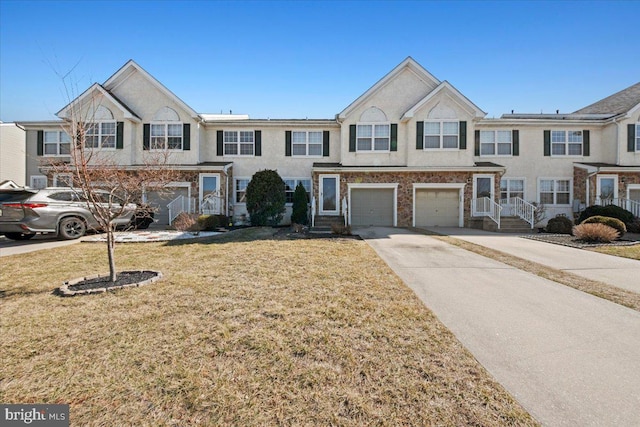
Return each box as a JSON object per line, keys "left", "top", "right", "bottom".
{"left": 43, "top": 85, "right": 179, "bottom": 282}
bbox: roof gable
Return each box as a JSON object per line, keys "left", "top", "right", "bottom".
{"left": 56, "top": 83, "right": 141, "bottom": 122}
{"left": 338, "top": 57, "right": 440, "bottom": 120}
{"left": 103, "top": 60, "right": 199, "bottom": 119}
{"left": 573, "top": 81, "right": 640, "bottom": 117}
{"left": 401, "top": 81, "right": 486, "bottom": 121}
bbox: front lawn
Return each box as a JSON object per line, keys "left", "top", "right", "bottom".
{"left": 1, "top": 228, "right": 536, "bottom": 426}
{"left": 591, "top": 244, "right": 640, "bottom": 260}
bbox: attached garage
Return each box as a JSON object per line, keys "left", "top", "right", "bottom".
{"left": 350, "top": 187, "right": 395, "bottom": 226}
{"left": 414, "top": 187, "right": 462, "bottom": 227}
{"left": 145, "top": 186, "right": 190, "bottom": 226}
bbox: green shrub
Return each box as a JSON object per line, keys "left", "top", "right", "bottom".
{"left": 291, "top": 182, "right": 309, "bottom": 225}
{"left": 246, "top": 170, "right": 286, "bottom": 226}
{"left": 197, "top": 214, "right": 229, "bottom": 231}
{"left": 582, "top": 216, "right": 626, "bottom": 238}
{"left": 545, "top": 215, "right": 573, "bottom": 234}
{"left": 627, "top": 219, "right": 640, "bottom": 234}
{"left": 578, "top": 205, "right": 634, "bottom": 225}
{"left": 573, "top": 223, "right": 619, "bottom": 243}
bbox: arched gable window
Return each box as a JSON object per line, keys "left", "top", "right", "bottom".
{"left": 85, "top": 106, "right": 116, "bottom": 149}
{"left": 356, "top": 107, "right": 391, "bottom": 152}
{"left": 150, "top": 107, "right": 184, "bottom": 150}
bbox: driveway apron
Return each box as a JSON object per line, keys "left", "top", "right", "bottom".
{"left": 357, "top": 227, "right": 640, "bottom": 427}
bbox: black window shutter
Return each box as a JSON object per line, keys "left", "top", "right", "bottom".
{"left": 390, "top": 124, "right": 398, "bottom": 151}
{"left": 285, "top": 131, "right": 292, "bottom": 156}
{"left": 217, "top": 130, "right": 223, "bottom": 156}
{"left": 543, "top": 130, "right": 551, "bottom": 156}
{"left": 323, "top": 130, "right": 330, "bottom": 157}
{"left": 183, "top": 123, "right": 190, "bottom": 150}
{"left": 582, "top": 130, "right": 589, "bottom": 156}
{"left": 116, "top": 122, "right": 124, "bottom": 149}
{"left": 416, "top": 121, "right": 424, "bottom": 149}
{"left": 628, "top": 124, "right": 636, "bottom": 152}
{"left": 512, "top": 130, "right": 519, "bottom": 156}
{"left": 459, "top": 121, "right": 467, "bottom": 150}
{"left": 37, "top": 130, "right": 44, "bottom": 156}
{"left": 474, "top": 130, "right": 480, "bottom": 156}
{"left": 254, "top": 130, "right": 261, "bottom": 156}
{"left": 349, "top": 125, "right": 356, "bottom": 152}
{"left": 143, "top": 124, "right": 150, "bottom": 151}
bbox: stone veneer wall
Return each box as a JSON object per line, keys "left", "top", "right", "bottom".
{"left": 574, "top": 167, "right": 640, "bottom": 206}
{"left": 313, "top": 171, "right": 501, "bottom": 227}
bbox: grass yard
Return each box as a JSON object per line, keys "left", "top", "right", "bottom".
{"left": 1, "top": 228, "right": 536, "bottom": 426}
{"left": 591, "top": 244, "right": 640, "bottom": 261}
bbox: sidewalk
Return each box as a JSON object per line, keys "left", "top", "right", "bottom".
{"left": 423, "top": 227, "right": 640, "bottom": 294}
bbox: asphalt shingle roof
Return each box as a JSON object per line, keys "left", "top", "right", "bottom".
{"left": 573, "top": 82, "right": 640, "bottom": 115}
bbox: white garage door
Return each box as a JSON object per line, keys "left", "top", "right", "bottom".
{"left": 146, "top": 187, "right": 190, "bottom": 226}
{"left": 351, "top": 188, "right": 394, "bottom": 226}
{"left": 415, "top": 189, "right": 460, "bottom": 227}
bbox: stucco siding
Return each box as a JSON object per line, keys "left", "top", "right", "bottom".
{"left": 0, "top": 124, "right": 26, "bottom": 186}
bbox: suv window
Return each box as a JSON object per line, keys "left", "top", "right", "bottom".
{"left": 48, "top": 192, "right": 77, "bottom": 202}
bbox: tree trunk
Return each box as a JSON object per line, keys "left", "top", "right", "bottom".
{"left": 106, "top": 226, "right": 117, "bottom": 282}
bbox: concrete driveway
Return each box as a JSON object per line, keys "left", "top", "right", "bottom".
{"left": 0, "top": 234, "right": 82, "bottom": 257}
{"left": 357, "top": 227, "right": 640, "bottom": 427}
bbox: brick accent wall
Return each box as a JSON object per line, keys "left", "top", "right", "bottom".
{"left": 313, "top": 170, "right": 501, "bottom": 227}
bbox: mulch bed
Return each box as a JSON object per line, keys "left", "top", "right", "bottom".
{"left": 272, "top": 226, "right": 361, "bottom": 240}
{"left": 55, "top": 270, "right": 162, "bottom": 296}
{"left": 523, "top": 233, "right": 640, "bottom": 249}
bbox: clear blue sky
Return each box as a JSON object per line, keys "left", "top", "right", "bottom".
{"left": 1, "top": 0, "right": 638, "bottom": 122}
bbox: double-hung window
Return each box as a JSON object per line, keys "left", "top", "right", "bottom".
{"left": 551, "top": 130, "right": 582, "bottom": 156}
{"left": 284, "top": 179, "right": 311, "bottom": 204}
{"left": 539, "top": 179, "right": 571, "bottom": 205}
{"left": 425, "top": 121, "right": 459, "bottom": 149}
{"left": 357, "top": 123, "right": 390, "bottom": 152}
{"left": 500, "top": 179, "right": 524, "bottom": 200}
{"left": 636, "top": 124, "right": 640, "bottom": 152}
{"left": 150, "top": 123, "right": 183, "bottom": 150}
{"left": 86, "top": 122, "right": 116, "bottom": 149}
{"left": 292, "top": 131, "right": 323, "bottom": 156}
{"left": 480, "top": 130, "right": 512, "bottom": 156}
{"left": 224, "top": 131, "right": 254, "bottom": 156}
{"left": 44, "top": 131, "right": 70, "bottom": 156}
{"left": 235, "top": 178, "right": 250, "bottom": 204}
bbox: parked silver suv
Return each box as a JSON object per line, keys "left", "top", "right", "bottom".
{"left": 0, "top": 188, "right": 138, "bottom": 240}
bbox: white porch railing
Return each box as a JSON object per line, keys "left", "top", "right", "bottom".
{"left": 342, "top": 196, "right": 348, "bottom": 226}
{"left": 200, "top": 193, "right": 222, "bottom": 215}
{"left": 597, "top": 197, "right": 640, "bottom": 218}
{"left": 311, "top": 196, "right": 316, "bottom": 227}
{"left": 500, "top": 197, "right": 537, "bottom": 228}
{"left": 473, "top": 197, "right": 502, "bottom": 228}
{"left": 167, "top": 195, "right": 191, "bottom": 225}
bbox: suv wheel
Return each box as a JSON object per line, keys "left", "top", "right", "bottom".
{"left": 58, "top": 217, "right": 86, "bottom": 240}
{"left": 4, "top": 232, "right": 36, "bottom": 241}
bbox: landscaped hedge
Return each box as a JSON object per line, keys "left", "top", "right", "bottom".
{"left": 545, "top": 215, "right": 573, "bottom": 234}
{"left": 197, "top": 214, "right": 229, "bottom": 231}
{"left": 578, "top": 205, "right": 634, "bottom": 226}
{"left": 582, "top": 215, "right": 626, "bottom": 238}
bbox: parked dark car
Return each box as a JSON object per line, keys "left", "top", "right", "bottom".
{"left": 0, "top": 187, "right": 141, "bottom": 240}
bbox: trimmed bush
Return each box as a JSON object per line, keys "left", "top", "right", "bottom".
{"left": 246, "top": 169, "right": 286, "bottom": 226}
{"left": 573, "top": 223, "right": 619, "bottom": 243}
{"left": 197, "top": 214, "right": 229, "bottom": 231}
{"left": 582, "top": 216, "right": 626, "bottom": 238}
{"left": 578, "top": 205, "right": 634, "bottom": 225}
{"left": 291, "top": 182, "right": 309, "bottom": 225}
{"left": 627, "top": 219, "right": 640, "bottom": 234}
{"left": 545, "top": 215, "right": 573, "bottom": 234}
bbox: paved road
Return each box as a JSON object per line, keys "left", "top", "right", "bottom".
{"left": 357, "top": 227, "right": 640, "bottom": 427}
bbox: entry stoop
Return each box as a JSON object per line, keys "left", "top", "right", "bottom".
{"left": 483, "top": 216, "right": 536, "bottom": 233}
{"left": 311, "top": 215, "right": 345, "bottom": 233}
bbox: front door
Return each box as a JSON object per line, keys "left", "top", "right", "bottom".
{"left": 200, "top": 173, "right": 221, "bottom": 214}
{"left": 596, "top": 175, "right": 617, "bottom": 204}
{"left": 319, "top": 174, "right": 339, "bottom": 215}
{"left": 473, "top": 174, "right": 495, "bottom": 216}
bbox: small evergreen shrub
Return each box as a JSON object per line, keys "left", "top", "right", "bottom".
{"left": 545, "top": 215, "right": 573, "bottom": 234}
{"left": 573, "top": 223, "right": 619, "bottom": 243}
{"left": 578, "top": 205, "right": 634, "bottom": 225}
{"left": 627, "top": 219, "right": 640, "bottom": 234}
{"left": 246, "top": 170, "right": 286, "bottom": 226}
{"left": 197, "top": 214, "right": 228, "bottom": 231}
{"left": 582, "top": 216, "right": 626, "bottom": 238}
{"left": 291, "top": 182, "right": 309, "bottom": 225}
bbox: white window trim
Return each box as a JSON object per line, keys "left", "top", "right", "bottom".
{"left": 538, "top": 177, "right": 572, "bottom": 206}
{"left": 30, "top": 175, "right": 48, "bottom": 189}
{"left": 412, "top": 183, "right": 465, "bottom": 228}
{"left": 291, "top": 131, "right": 323, "bottom": 157}
{"left": 479, "top": 130, "right": 513, "bottom": 157}
{"left": 423, "top": 120, "right": 460, "bottom": 151}
{"left": 635, "top": 123, "right": 640, "bottom": 152}
{"left": 223, "top": 130, "right": 255, "bottom": 157}
{"left": 596, "top": 174, "right": 618, "bottom": 202}
{"left": 53, "top": 173, "right": 73, "bottom": 187}
{"left": 234, "top": 177, "right": 251, "bottom": 205}
{"left": 550, "top": 130, "right": 583, "bottom": 157}
{"left": 86, "top": 121, "right": 117, "bottom": 151}
{"left": 356, "top": 122, "right": 391, "bottom": 153}
{"left": 283, "top": 178, "right": 312, "bottom": 205}
{"left": 150, "top": 122, "right": 183, "bottom": 151}
{"left": 43, "top": 130, "right": 71, "bottom": 157}
{"left": 500, "top": 177, "right": 526, "bottom": 200}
